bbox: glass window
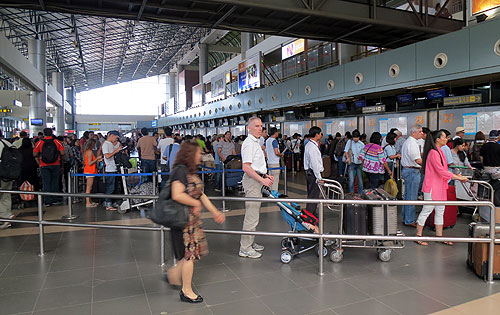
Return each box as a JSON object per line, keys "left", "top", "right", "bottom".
{"left": 308, "top": 48, "right": 319, "bottom": 69}
{"left": 320, "top": 43, "right": 332, "bottom": 65}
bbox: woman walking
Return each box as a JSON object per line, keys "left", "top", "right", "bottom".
{"left": 415, "top": 130, "right": 468, "bottom": 246}
{"left": 83, "top": 139, "right": 102, "bottom": 207}
{"left": 166, "top": 140, "right": 225, "bottom": 303}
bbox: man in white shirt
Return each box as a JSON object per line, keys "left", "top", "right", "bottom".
{"left": 304, "top": 126, "right": 324, "bottom": 217}
{"left": 158, "top": 127, "right": 174, "bottom": 187}
{"left": 101, "top": 130, "right": 122, "bottom": 211}
{"left": 400, "top": 125, "right": 423, "bottom": 226}
{"left": 265, "top": 127, "right": 283, "bottom": 192}
{"left": 239, "top": 117, "right": 274, "bottom": 259}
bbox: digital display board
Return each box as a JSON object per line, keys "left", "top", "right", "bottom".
{"left": 396, "top": 94, "right": 414, "bottom": 105}
{"left": 354, "top": 100, "right": 366, "bottom": 108}
{"left": 30, "top": 119, "right": 43, "bottom": 126}
{"left": 427, "top": 89, "right": 446, "bottom": 99}
{"left": 336, "top": 103, "right": 347, "bottom": 112}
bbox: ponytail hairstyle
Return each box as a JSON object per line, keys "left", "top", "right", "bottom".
{"left": 421, "top": 130, "right": 444, "bottom": 174}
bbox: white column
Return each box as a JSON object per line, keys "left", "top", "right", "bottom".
{"left": 28, "top": 39, "right": 47, "bottom": 136}
{"left": 52, "top": 72, "right": 65, "bottom": 136}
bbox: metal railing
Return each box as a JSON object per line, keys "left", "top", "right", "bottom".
{"left": 0, "top": 189, "right": 497, "bottom": 283}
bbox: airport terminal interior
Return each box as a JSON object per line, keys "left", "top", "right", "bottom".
{"left": 2, "top": 0, "right": 500, "bottom": 314}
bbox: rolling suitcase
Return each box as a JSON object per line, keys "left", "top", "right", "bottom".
{"left": 363, "top": 188, "right": 398, "bottom": 235}
{"left": 426, "top": 185, "right": 458, "bottom": 229}
{"left": 467, "top": 222, "right": 500, "bottom": 280}
{"left": 343, "top": 193, "right": 368, "bottom": 235}
{"left": 395, "top": 160, "right": 405, "bottom": 200}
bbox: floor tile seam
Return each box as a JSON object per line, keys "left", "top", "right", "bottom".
{"left": 28, "top": 302, "right": 92, "bottom": 313}
{"left": 328, "top": 297, "right": 375, "bottom": 310}
{"left": 31, "top": 232, "right": 64, "bottom": 313}
{"left": 344, "top": 275, "right": 413, "bottom": 297}
{"left": 411, "top": 286, "right": 456, "bottom": 309}
{"left": 2, "top": 236, "right": 30, "bottom": 278}
{"left": 372, "top": 297, "right": 405, "bottom": 315}
{"left": 92, "top": 293, "right": 147, "bottom": 305}
{"left": 203, "top": 295, "right": 259, "bottom": 308}
{"left": 131, "top": 244, "right": 153, "bottom": 315}
{"left": 90, "top": 229, "right": 96, "bottom": 315}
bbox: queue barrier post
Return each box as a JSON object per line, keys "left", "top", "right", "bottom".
{"left": 222, "top": 163, "right": 228, "bottom": 212}
{"left": 37, "top": 196, "right": 45, "bottom": 257}
{"left": 152, "top": 171, "right": 158, "bottom": 208}
{"left": 318, "top": 202, "right": 324, "bottom": 276}
{"left": 62, "top": 173, "right": 78, "bottom": 220}
{"left": 284, "top": 166, "right": 288, "bottom": 195}
{"left": 160, "top": 226, "right": 166, "bottom": 267}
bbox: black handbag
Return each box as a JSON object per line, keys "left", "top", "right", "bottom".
{"left": 151, "top": 165, "right": 189, "bottom": 229}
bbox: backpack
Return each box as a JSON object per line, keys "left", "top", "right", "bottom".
{"left": 334, "top": 138, "right": 346, "bottom": 157}
{"left": 0, "top": 139, "right": 23, "bottom": 180}
{"left": 41, "top": 138, "right": 60, "bottom": 164}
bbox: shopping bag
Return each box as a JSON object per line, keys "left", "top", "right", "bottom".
{"left": 20, "top": 180, "right": 35, "bottom": 201}
{"left": 384, "top": 178, "right": 399, "bottom": 198}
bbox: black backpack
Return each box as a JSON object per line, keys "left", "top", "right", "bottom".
{"left": 0, "top": 139, "right": 23, "bottom": 180}
{"left": 334, "top": 138, "right": 346, "bottom": 157}
{"left": 41, "top": 138, "right": 60, "bottom": 164}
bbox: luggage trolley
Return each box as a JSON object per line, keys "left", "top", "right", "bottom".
{"left": 118, "top": 166, "right": 155, "bottom": 214}
{"left": 318, "top": 180, "right": 405, "bottom": 263}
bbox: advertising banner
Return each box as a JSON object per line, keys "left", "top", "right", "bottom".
{"left": 472, "top": 0, "right": 500, "bottom": 14}
{"left": 282, "top": 39, "right": 305, "bottom": 60}
{"left": 238, "top": 52, "right": 262, "bottom": 93}
{"left": 211, "top": 72, "right": 226, "bottom": 99}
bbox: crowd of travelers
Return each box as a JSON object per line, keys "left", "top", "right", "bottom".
{"left": 1, "top": 120, "right": 500, "bottom": 303}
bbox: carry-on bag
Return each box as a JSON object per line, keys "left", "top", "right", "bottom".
{"left": 363, "top": 188, "right": 398, "bottom": 235}
{"left": 467, "top": 222, "right": 500, "bottom": 280}
{"left": 322, "top": 156, "right": 331, "bottom": 179}
{"left": 343, "top": 193, "right": 368, "bottom": 235}
{"left": 426, "top": 185, "right": 458, "bottom": 229}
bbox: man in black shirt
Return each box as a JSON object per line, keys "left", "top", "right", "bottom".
{"left": 480, "top": 130, "right": 500, "bottom": 167}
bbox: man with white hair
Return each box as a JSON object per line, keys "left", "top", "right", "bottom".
{"left": 239, "top": 117, "right": 274, "bottom": 259}
{"left": 400, "top": 125, "right": 424, "bottom": 227}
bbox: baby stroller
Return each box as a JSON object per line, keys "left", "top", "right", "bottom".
{"left": 262, "top": 187, "right": 328, "bottom": 264}
{"left": 224, "top": 155, "right": 244, "bottom": 194}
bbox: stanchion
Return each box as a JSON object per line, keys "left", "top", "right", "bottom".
{"left": 160, "top": 226, "right": 165, "bottom": 267}
{"left": 62, "top": 174, "right": 78, "bottom": 220}
{"left": 292, "top": 153, "right": 295, "bottom": 173}
{"left": 152, "top": 171, "right": 158, "bottom": 208}
{"left": 38, "top": 196, "right": 45, "bottom": 257}
{"left": 284, "top": 166, "right": 288, "bottom": 195}
{"left": 318, "top": 202, "right": 324, "bottom": 276}
{"left": 222, "top": 164, "right": 228, "bottom": 212}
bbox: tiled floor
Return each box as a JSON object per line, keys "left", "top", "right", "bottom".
{"left": 1, "top": 172, "right": 499, "bottom": 315}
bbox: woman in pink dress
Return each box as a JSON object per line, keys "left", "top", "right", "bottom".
{"left": 415, "top": 130, "right": 468, "bottom": 246}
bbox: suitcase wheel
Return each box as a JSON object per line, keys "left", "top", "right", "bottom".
{"left": 280, "top": 250, "right": 293, "bottom": 264}
{"left": 378, "top": 249, "right": 392, "bottom": 262}
{"left": 330, "top": 250, "right": 343, "bottom": 263}
{"left": 117, "top": 208, "right": 127, "bottom": 214}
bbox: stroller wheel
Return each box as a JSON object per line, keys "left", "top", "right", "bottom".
{"left": 117, "top": 208, "right": 127, "bottom": 214}
{"left": 330, "top": 250, "right": 343, "bottom": 263}
{"left": 280, "top": 250, "right": 293, "bottom": 264}
{"left": 315, "top": 244, "right": 328, "bottom": 257}
{"left": 280, "top": 238, "right": 289, "bottom": 249}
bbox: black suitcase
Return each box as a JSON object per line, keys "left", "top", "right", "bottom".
{"left": 343, "top": 193, "right": 368, "bottom": 235}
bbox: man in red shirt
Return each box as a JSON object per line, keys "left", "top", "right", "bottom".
{"left": 33, "top": 128, "right": 65, "bottom": 206}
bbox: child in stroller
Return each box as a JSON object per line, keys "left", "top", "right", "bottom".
{"left": 261, "top": 187, "right": 325, "bottom": 264}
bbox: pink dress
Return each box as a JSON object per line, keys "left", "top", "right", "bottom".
{"left": 421, "top": 148, "right": 454, "bottom": 201}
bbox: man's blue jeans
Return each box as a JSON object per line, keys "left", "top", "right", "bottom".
{"left": 141, "top": 159, "right": 157, "bottom": 182}
{"left": 402, "top": 168, "right": 422, "bottom": 224}
{"left": 338, "top": 157, "right": 345, "bottom": 177}
{"left": 104, "top": 172, "right": 116, "bottom": 207}
{"left": 348, "top": 164, "right": 363, "bottom": 194}
{"left": 215, "top": 163, "right": 222, "bottom": 190}
{"left": 40, "top": 165, "right": 60, "bottom": 205}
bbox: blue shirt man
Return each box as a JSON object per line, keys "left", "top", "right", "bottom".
{"left": 162, "top": 142, "right": 180, "bottom": 171}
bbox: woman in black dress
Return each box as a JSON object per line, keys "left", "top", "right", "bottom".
{"left": 167, "top": 140, "right": 225, "bottom": 303}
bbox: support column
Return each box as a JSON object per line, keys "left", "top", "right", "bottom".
{"left": 199, "top": 43, "right": 208, "bottom": 104}
{"left": 240, "top": 32, "right": 254, "bottom": 60}
{"left": 337, "top": 43, "right": 358, "bottom": 65}
{"left": 52, "top": 72, "right": 65, "bottom": 136}
{"left": 28, "top": 39, "right": 47, "bottom": 136}
{"left": 169, "top": 71, "right": 176, "bottom": 115}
